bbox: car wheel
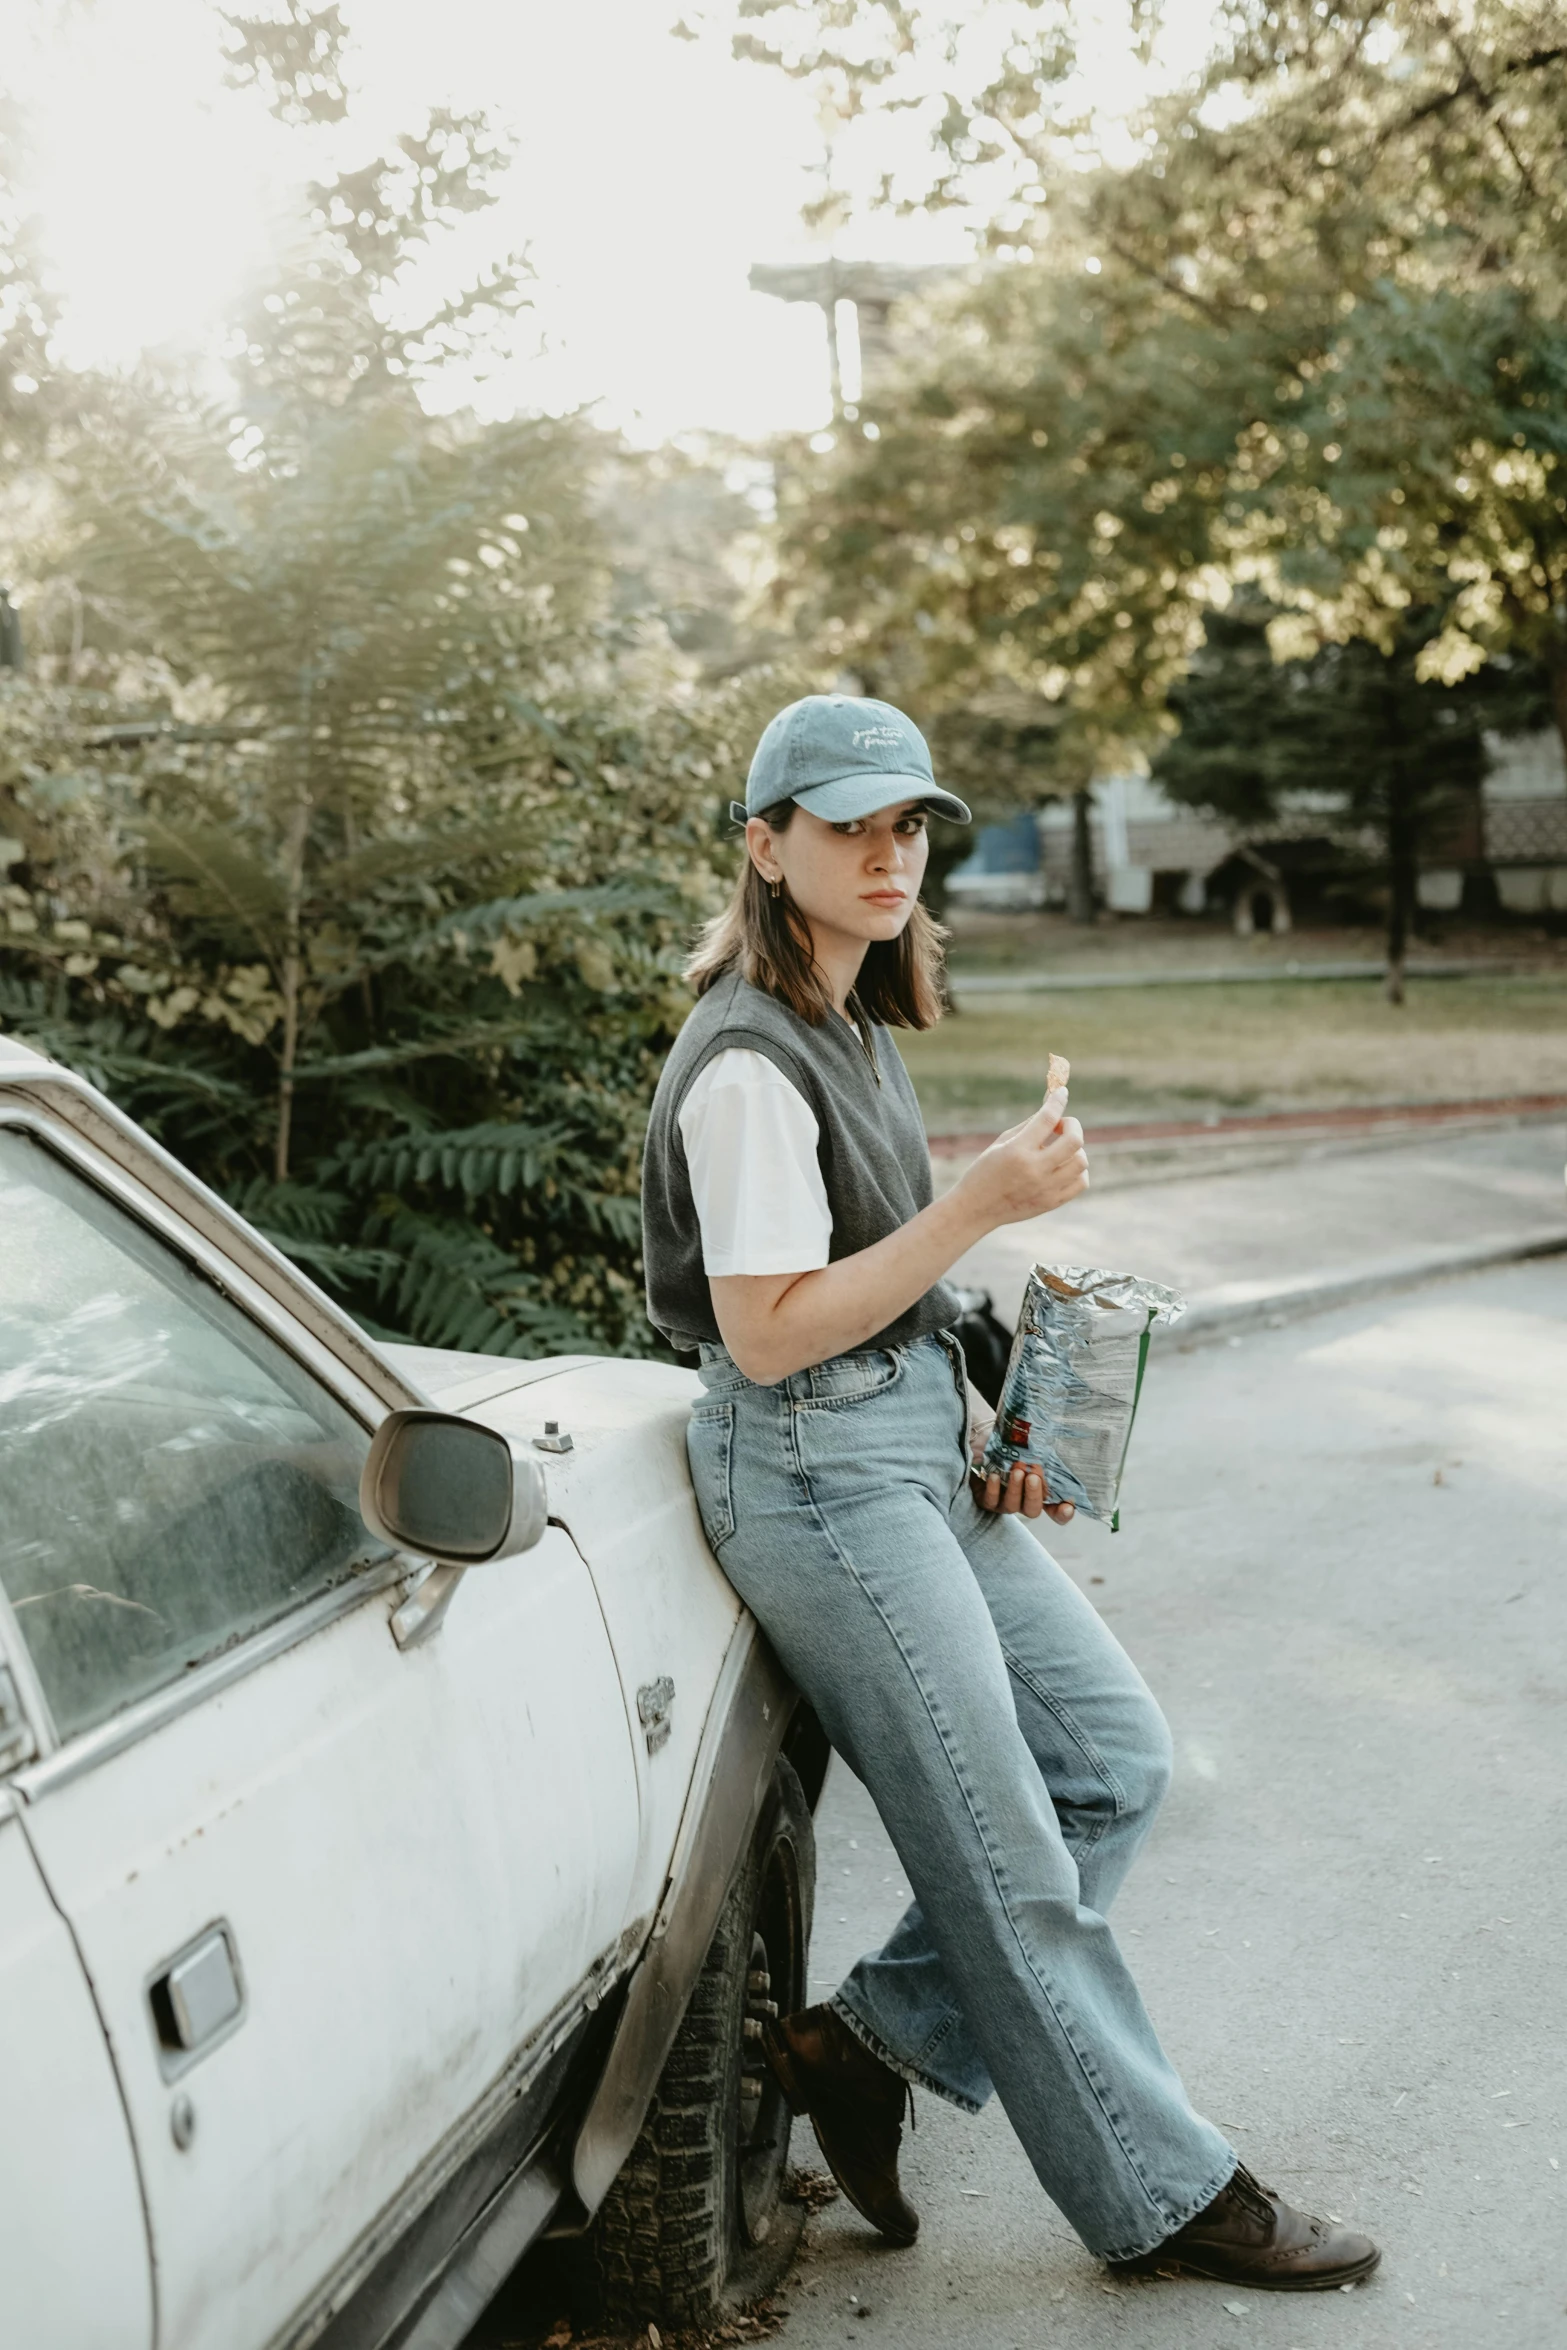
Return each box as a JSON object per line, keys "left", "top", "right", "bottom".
{"left": 586, "top": 1752, "right": 816, "bottom": 2329}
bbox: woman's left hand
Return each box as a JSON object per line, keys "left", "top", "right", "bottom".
{"left": 971, "top": 1457, "right": 1076, "bottom": 1522}
{"left": 966, "top": 1387, "right": 1074, "bottom": 1523}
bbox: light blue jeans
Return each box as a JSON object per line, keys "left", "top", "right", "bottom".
{"left": 689, "top": 1329, "right": 1235, "bottom": 2262}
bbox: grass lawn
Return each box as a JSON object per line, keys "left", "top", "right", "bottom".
{"left": 940, "top": 908, "right": 1567, "bottom": 977}
{"left": 900, "top": 974, "right": 1567, "bottom": 1134}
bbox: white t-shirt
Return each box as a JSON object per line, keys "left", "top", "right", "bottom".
{"left": 678, "top": 1049, "right": 831, "bottom": 1276}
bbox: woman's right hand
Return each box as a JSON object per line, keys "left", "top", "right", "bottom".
{"left": 954, "top": 1089, "right": 1088, "bottom": 1230}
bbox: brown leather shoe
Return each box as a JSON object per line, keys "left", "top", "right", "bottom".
{"left": 1112, "top": 2164, "right": 1380, "bottom": 2290}
{"left": 761, "top": 2004, "right": 919, "bottom": 2246}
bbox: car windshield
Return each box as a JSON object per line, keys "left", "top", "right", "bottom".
{"left": 0, "top": 1127, "right": 386, "bottom": 1741}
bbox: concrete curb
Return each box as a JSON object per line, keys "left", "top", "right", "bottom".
{"left": 947, "top": 955, "right": 1554, "bottom": 994}
{"left": 1154, "top": 1225, "right": 1567, "bottom": 1351}
{"left": 926, "top": 1092, "right": 1567, "bottom": 1159}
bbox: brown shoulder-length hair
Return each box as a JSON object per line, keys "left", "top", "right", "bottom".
{"left": 685, "top": 798, "right": 949, "bottom": 1029}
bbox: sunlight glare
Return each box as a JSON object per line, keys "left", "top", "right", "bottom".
{"left": 16, "top": 0, "right": 1228, "bottom": 436}
{"left": 26, "top": 0, "right": 281, "bottom": 369}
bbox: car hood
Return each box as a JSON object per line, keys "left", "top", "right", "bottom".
{"left": 380, "top": 1344, "right": 603, "bottom": 1413}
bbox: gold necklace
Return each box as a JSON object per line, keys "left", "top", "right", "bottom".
{"left": 844, "top": 991, "right": 882, "bottom": 1087}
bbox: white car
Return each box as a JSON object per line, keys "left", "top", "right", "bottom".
{"left": 0, "top": 1035, "right": 827, "bottom": 2350}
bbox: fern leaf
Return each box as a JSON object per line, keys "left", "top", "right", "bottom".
{"left": 135, "top": 818, "right": 288, "bottom": 961}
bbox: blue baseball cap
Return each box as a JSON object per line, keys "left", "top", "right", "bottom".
{"left": 730, "top": 694, "right": 971, "bottom": 826}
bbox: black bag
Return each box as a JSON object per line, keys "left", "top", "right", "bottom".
{"left": 948, "top": 1285, "right": 1014, "bottom": 1409}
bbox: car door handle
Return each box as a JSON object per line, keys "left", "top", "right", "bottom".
{"left": 148, "top": 1922, "right": 245, "bottom": 2075}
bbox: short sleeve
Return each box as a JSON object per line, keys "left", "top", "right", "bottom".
{"left": 678, "top": 1049, "right": 832, "bottom": 1276}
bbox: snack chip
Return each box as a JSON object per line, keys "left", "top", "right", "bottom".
{"left": 1046, "top": 1051, "right": 1071, "bottom": 1096}
{"left": 980, "top": 1263, "right": 1184, "bottom": 1528}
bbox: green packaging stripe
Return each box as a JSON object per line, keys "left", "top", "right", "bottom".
{"left": 1107, "top": 1319, "right": 1153, "bottom": 1535}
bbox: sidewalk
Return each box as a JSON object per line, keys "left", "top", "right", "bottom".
{"left": 945, "top": 1116, "right": 1567, "bottom": 1342}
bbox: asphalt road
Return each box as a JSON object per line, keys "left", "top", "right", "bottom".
{"left": 488, "top": 1255, "right": 1566, "bottom": 2348}
{"left": 775, "top": 1257, "right": 1567, "bottom": 2350}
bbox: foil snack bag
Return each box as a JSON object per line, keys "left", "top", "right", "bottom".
{"left": 979, "top": 1264, "right": 1185, "bottom": 1529}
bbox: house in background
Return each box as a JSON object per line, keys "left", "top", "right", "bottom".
{"left": 941, "top": 810, "right": 1051, "bottom": 911}
{"left": 946, "top": 730, "right": 1567, "bottom": 927}
{"left": 1479, "top": 731, "right": 1567, "bottom": 914}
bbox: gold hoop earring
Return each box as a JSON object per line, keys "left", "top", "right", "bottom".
{"left": 768, "top": 877, "right": 782, "bottom": 900}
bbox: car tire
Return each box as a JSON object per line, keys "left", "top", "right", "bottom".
{"left": 585, "top": 1752, "right": 817, "bottom": 2329}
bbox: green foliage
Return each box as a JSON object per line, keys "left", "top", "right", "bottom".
{"left": 221, "top": 2, "right": 352, "bottom": 127}
{"left": 0, "top": 644, "right": 764, "bottom": 1355}
{"left": 0, "top": 9, "right": 788, "bottom": 1361}
{"left": 1105, "top": 1, "right": 1567, "bottom": 308}
{"left": 1258, "top": 283, "right": 1567, "bottom": 742}
{"left": 1151, "top": 601, "right": 1546, "bottom": 991}
{"left": 1156, "top": 606, "right": 1482, "bottom": 823}
{"left": 769, "top": 253, "right": 1272, "bottom": 763}
{"left": 748, "top": 0, "right": 1567, "bottom": 984}
{"left": 721, "top": 0, "right": 1107, "bottom": 224}
{"left": 0, "top": 99, "right": 59, "bottom": 473}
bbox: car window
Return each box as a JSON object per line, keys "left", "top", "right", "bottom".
{"left": 0, "top": 1128, "right": 388, "bottom": 1742}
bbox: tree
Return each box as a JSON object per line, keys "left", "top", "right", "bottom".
{"left": 725, "top": 0, "right": 1567, "bottom": 293}
{"left": 1, "top": 645, "right": 759, "bottom": 1355}
{"left": 1152, "top": 602, "right": 1544, "bottom": 1000}
{"left": 923, "top": 689, "right": 1098, "bottom": 917}
{"left": 0, "top": 97, "right": 59, "bottom": 477}
{"left": 746, "top": 0, "right": 1567, "bottom": 863}
{"left": 765, "top": 249, "right": 1275, "bottom": 763}
{"left": 720, "top": 0, "right": 1157, "bottom": 230}
{"left": 1088, "top": 7, "right": 1567, "bottom": 761}
{"left": 0, "top": 2, "right": 786, "bottom": 1357}
{"left": 1256, "top": 284, "right": 1567, "bottom": 755}
{"left": 1097, "top": 0, "right": 1567, "bottom": 312}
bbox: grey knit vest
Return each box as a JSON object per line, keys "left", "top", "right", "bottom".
{"left": 642, "top": 970, "right": 961, "bottom": 1358}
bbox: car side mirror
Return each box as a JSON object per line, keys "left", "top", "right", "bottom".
{"left": 361, "top": 1407, "right": 548, "bottom": 1572}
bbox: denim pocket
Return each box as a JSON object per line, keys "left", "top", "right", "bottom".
{"left": 795, "top": 1347, "right": 904, "bottom": 1411}
{"left": 687, "top": 1400, "right": 736, "bottom": 1549}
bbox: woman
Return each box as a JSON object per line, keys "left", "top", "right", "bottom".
{"left": 642, "top": 694, "right": 1379, "bottom": 2291}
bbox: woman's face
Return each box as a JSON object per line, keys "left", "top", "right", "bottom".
{"left": 747, "top": 799, "right": 930, "bottom": 954}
